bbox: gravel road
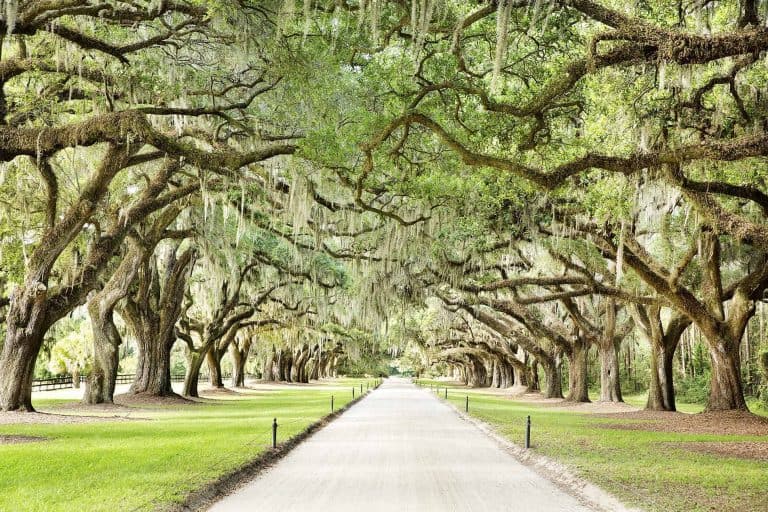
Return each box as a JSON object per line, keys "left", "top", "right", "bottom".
{"left": 209, "top": 377, "right": 595, "bottom": 512}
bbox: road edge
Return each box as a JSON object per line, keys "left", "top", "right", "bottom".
{"left": 424, "top": 387, "right": 643, "bottom": 512}
{"left": 167, "top": 382, "right": 381, "bottom": 512}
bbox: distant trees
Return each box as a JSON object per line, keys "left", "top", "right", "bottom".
{"left": 316, "top": 0, "right": 768, "bottom": 412}
{"left": 6, "top": 1, "right": 768, "bottom": 417}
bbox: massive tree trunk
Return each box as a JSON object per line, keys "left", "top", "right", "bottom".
{"left": 278, "top": 349, "right": 287, "bottom": 381}
{"left": 206, "top": 349, "right": 224, "bottom": 388}
{"left": 706, "top": 336, "right": 748, "bottom": 410}
{"left": 276, "top": 348, "right": 294, "bottom": 382}
{"left": 307, "top": 344, "right": 321, "bottom": 381}
{"left": 183, "top": 348, "right": 205, "bottom": 398}
{"left": 541, "top": 358, "right": 563, "bottom": 399}
{"left": 647, "top": 338, "right": 677, "bottom": 411}
{"left": 230, "top": 344, "right": 247, "bottom": 387}
{"left": 598, "top": 338, "right": 623, "bottom": 402}
{"left": 631, "top": 305, "right": 690, "bottom": 411}
{"left": 490, "top": 359, "right": 501, "bottom": 388}
{"left": 697, "top": 233, "right": 751, "bottom": 411}
{"left": 263, "top": 346, "right": 276, "bottom": 381}
{"left": 499, "top": 360, "right": 514, "bottom": 388}
{"left": 131, "top": 323, "right": 176, "bottom": 396}
{"left": 230, "top": 331, "right": 253, "bottom": 388}
{"left": 566, "top": 339, "right": 590, "bottom": 402}
{"left": 123, "top": 246, "right": 194, "bottom": 397}
{"left": 596, "top": 300, "right": 623, "bottom": 402}
{"left": 466, "top": 355, "right": 487, "bottom": 387}
{"left": 291, "top": 344, "right": 310, "bottom": 384}
{"left": 84, "top": 306, "right": 122, "bottom": 404}
{"left": 84, "top": 244, "right": 143, "bottom": 405}
{"left": 320, "top": 343, "right": 343, "bottom": 378}
{"left": 0, "top": 290, "right": 50, "bottom": 411}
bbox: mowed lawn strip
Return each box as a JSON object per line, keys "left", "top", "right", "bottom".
{"left": 0, "top": 378, "right": 372, "bottom": 512}
{"left": 416, "top": 379, "right": 768, "bottom": 512}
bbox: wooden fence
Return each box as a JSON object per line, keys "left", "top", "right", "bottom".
{"left": 32, "top": 372, "right": 238, "bottom": 391}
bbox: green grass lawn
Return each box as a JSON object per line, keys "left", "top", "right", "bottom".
{"left": 415, "top": 379, "right": 768, "bottom": 512}
{"left": 0, "top": 378, "right": 374, "bottom": 512}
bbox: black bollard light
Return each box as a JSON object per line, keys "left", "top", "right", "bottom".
{"left": 444, "top": 387, "right": 448, "bottom": 399}
{"left": 352, "top": 387, "right": 355, "bottom": 399}
{"left": 525, "top": 415, "right": 531, "bottom": 449}
{"left": 465, "top": 395, "right": 469, "bottom": 413}
{"left": 331, "top": 395, "right": 334, "bottom": 413}
{"left": 272, "top": 418, "right": 278, "bottom": 449}
{"left": 360, "top": 383, "right": 363, "bottom": 394}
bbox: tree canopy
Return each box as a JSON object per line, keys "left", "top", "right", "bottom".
{"left": 0, "top": 0, "right": 767, "bottom": 415}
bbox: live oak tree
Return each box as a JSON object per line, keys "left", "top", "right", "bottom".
{"left": 0, "top": 1, "right": 297, "bottom": 411}
{"left": 310, "top": 0, "right": 768, "bottom": 411}
{"left": 5, "top": 0, "right": 768, "bottom": 416}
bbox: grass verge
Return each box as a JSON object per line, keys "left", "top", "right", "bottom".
{"left": 416, "top": 379, "right": 768, "bottom": 512}
{"left": 0, "top": 378, "right": 375, "bottom": 512}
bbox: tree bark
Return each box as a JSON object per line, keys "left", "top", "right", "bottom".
{"left": 598, "top": 338, "right": 623, "bottom": 402}
{"left": 130, "top": 324, "right": 175, "bottom": 396}
{"left": 123, "top": 247, "right": 194, "bottom": 397}
{"left": 183, "top": 349, "right": 205, "bottom": 398}
{"left": 230, "top": 343, "right": 247, "bottom": 387}
{"left": 0, "top": 287, "right": 54, "bottom": 411}
{"left": 84, "top": 306, "right": 121, "bottom": 404}
{"left": 542, "top": 358, "right": 563, "bottom": 399}
{"left": 527, "top": 359, "right": 540, "bottom": 392}
{"left": 206, "top": 349, "right": 224, "bottom": 388}
{"left": 706, "top": 337, "right": 748, "bottom": 410}
{"left": 566, "top": 339, "right": 590, "bottom": 402}
{"left": 84, "top": 244, "right": 143, "bottom": 404}
{"left": 630, "top": 305, "right": 690, "bottom": 411}
{"left": 307, "top": 344, "right": 321, "bottom": 381}
{"left": 292, "top": 344, "right": 310, "bottom": 384}
{"left": 491, "top": 359, "right": 501, "bottom": 388}
{"left": 466, "top": 355, "right": 486, "bottom": 387}
{"left": 263, "top": 346, "right": 276, "bottom": 381}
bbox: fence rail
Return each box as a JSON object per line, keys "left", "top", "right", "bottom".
{"left": 31, "top": 376, "right": 76, "bottom": 391}
{"left": 32, "top": 372, "right": 246, "bottom": 391}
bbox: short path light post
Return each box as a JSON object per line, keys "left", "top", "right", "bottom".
{"left": 360, "top": 383, "right": 363, "bottom": 394}
{"left": 352, "top": 387, "right": 355, "bottom": 399}
{"left": 525, "top": 415, "right": 531, "bottom": 449}
{"left": 331, "top": 395, "right": 334, "bottom": 413}
{"left": 465, "top": 395, "right": 469, "bottom": 413}
{"left": 444, "top": 387, "right": 448, "bottom": 399}
{"left": 272, "top": 418, "right": 278, "bottom": 449}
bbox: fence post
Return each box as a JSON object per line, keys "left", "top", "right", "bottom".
{"left": 525, "top": 415, "right": 531, "bottom": 449}
{"left": 272, "top": 418, "right": 278, "bottom": 449}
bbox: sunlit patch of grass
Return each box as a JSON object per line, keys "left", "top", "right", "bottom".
{"left": 0, "top": 379, "right": 372, "bottom": 511}
{"left": 415, "top": 380, "right": 768, "bottom": 512}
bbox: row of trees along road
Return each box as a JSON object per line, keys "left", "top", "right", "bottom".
{"left": 3, "top": 1, "right": 768, "bottom": 415}
{"left": 0, "top": 0, "right": 405, "bottom": 411}
{"left": 310, "top": 0, "right": 768, "bottom": 413}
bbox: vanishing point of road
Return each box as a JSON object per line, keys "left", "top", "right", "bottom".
{"left": 209, "top": 378, "right": 595, "bottom": 512}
